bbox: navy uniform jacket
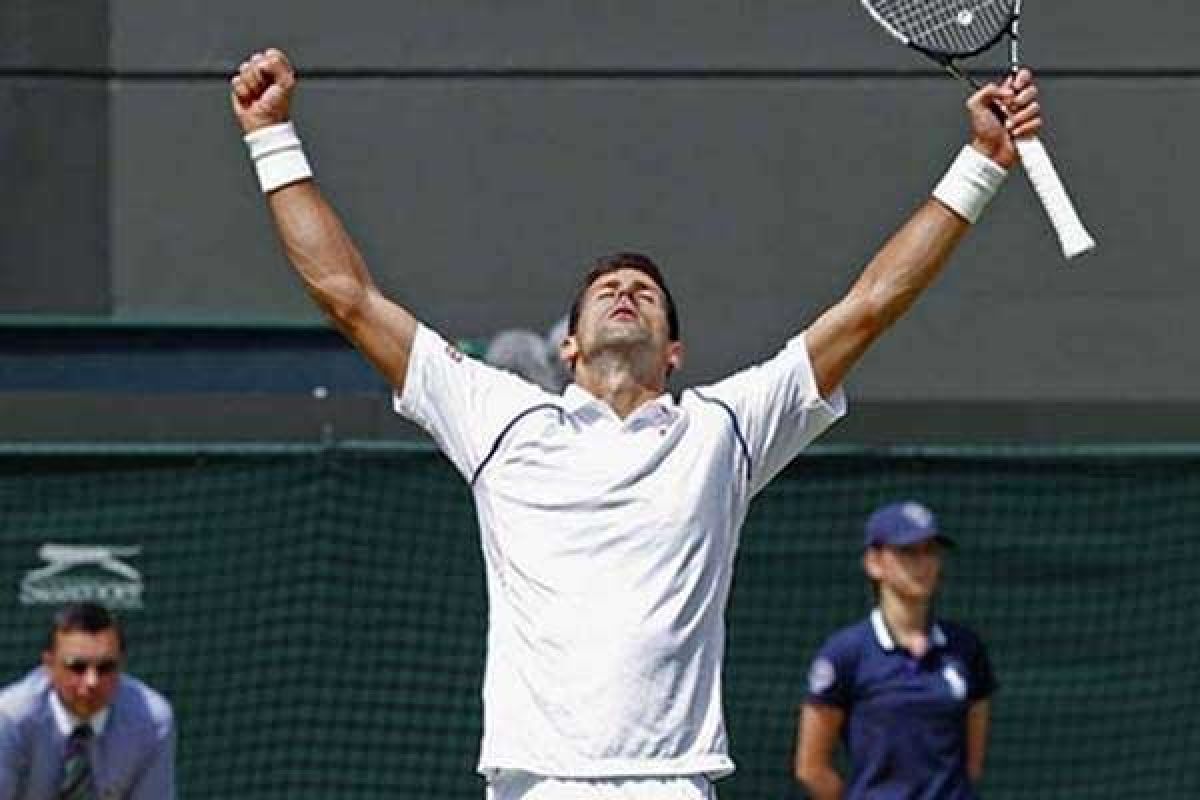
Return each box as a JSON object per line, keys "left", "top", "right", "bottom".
{"left": 0, "top": 667, "right": 174, "bottom": 800}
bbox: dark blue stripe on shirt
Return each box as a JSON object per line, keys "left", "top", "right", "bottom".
{"left": 689, "top": 389, "right": 752, "bottom": 483}
{"left": 470, "top": 403, "right": 566, "bottom": 487}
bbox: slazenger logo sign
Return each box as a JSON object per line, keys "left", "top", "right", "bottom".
{"left": 19, "top": 544, "right": 144, "bottom": 609}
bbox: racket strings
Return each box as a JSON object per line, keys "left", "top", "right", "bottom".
{"left": 867, "top": 0, "right": 1014, "bottom": 55}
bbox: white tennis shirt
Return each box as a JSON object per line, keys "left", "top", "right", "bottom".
{"left": 395, "top": 324, "right": 846, "bottom": 779}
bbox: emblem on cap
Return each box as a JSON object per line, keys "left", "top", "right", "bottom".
{"left": 902, "top": 502, "right": 934, "bottom": 528}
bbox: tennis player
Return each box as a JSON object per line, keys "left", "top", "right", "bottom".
{"left": 230, "top": 48, "right": 1039, "bottom": 800}
{"left": 795, "top": 502, "right": 995, "bottom": 799}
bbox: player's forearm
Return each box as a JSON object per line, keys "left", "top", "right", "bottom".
{"left": 830, "top": 108, "right": 1011, "bottom": 348}
{"left": 266, "top": 180, "right": 378, "bottom": 323}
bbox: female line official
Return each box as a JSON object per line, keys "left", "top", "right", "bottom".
{"left": 794, "top": 501, "right": 995, "bottom": 799}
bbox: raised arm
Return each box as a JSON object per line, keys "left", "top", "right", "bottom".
{"left": 806, "top": 69, "right": 1042, "bottom": 397}
{"left": 230, "top": 49, "right": 418, "bottom": 391}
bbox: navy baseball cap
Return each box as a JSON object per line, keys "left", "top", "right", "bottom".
{"left": 864, "top": 501, "right": 956, "bottom": 549}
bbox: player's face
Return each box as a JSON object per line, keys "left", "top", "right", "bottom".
{"left": 43, "top": 629, "right": 123, "bottom": 719}
{"left": 871, "top": 539, "right": 944, "bottom": 602}
{"left": 567, "top": 268, "right": 680, "bottom": 370}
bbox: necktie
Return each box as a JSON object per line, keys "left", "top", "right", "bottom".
{"left": 59, "top": 724, "right": 95, "bottom": 800}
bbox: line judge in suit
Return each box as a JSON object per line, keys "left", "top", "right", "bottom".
{"left": 0, "top": 603, "right": 175, "bottom": 800}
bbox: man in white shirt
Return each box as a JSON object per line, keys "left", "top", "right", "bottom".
{"left": 229, "top": 48, "right": 1043, "bottom": 799}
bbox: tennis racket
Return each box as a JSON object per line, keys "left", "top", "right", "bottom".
{"left": 861, "top": 0, "right": 1096, "bottom": 259}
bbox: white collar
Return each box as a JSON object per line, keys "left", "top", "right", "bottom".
{"left": 49, "top": 688, "right": 111, "bottom": 737}
{"left": 562, "top": 383, "right": 677, "bottom": 425}
{"left": 870, "top": 608, "right": 947, "bottom": 652}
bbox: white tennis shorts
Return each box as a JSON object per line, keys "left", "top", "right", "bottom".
{"left": 486, "top": 772, "right": 717, "bottom": 800}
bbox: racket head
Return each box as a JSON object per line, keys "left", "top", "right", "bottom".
{"left": 861, "top": 0, "right": 1017, "bottom": 59}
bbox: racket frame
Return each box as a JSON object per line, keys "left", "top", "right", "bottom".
{"left": 860, "top": 0, "right": 1097, "bottom": 259}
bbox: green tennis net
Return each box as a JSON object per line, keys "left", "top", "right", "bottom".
{"left": 0, "top": 444, "right": 1196, "bottom": 798}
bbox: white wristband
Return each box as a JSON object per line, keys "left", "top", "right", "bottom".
{"left": 244, "top": 121, "right": 313, "bottom": 193}
{"left": 932, "top": 145, "right": 1008, "bottom": 224}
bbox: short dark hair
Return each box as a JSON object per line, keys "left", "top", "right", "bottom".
{"left": 45, "top": 603, "right": 125, "bottom": 653}
{"left": 567, "top": 252, "right": 680, "bottom": 342}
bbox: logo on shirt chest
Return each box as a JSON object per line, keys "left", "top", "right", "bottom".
{"left": 941, "top": 664, "right": 968, "bottom": 701}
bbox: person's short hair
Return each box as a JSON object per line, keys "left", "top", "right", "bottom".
{"left": 45, "top": 602, "right": 126, "bottom": 653}
{"left": 567, "top": 252, "right": 680, "bottom": 342}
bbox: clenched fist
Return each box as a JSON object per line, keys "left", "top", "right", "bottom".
{"left": 230, "top": 48, "right": 296, "bottom": 134}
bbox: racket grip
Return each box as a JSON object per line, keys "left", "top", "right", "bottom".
{"left": 1014, "top": 137, "right": 1096, "bottom": 260}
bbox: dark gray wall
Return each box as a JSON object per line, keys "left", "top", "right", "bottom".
{"left": 0, "top": 1, "right": 109, "bottom": 313}
{"left": 4, "top": 2, "right": 1200, "bottom": 439}
{"left": 0, "top": 2, "right": 108, "bottom": 70}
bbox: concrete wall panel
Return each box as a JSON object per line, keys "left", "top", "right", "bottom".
{"left": 110, "top": 1, "right": 1200, "bottom": 72}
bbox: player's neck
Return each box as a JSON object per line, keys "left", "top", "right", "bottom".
{"left": 574, "top": 357, "right": 667, "bottom": 419}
